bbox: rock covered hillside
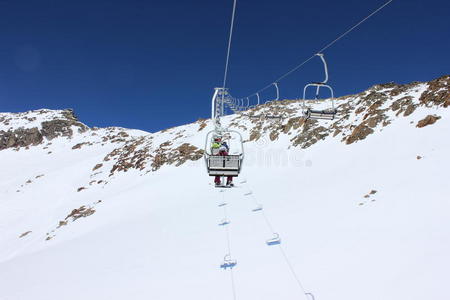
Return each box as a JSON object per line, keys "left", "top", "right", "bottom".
{"left": 0, "top": 75, "right": 449, "bottom": 300}
{"left": 1, "top": 75, "right": 448, "bottom": 177}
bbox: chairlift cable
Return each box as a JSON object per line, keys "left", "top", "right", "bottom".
{"left": 223, "top": 0, "right": 238, "bottom": 89}
{"left": 317, "top": 0, "right": 393, "bottom": 54}
{"left": 240, "top": 0, "right": 394, "bottom": 99}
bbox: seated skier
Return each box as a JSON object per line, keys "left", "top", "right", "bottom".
{"left": 214, "top": 144, "right": 234, "bottom": 187}
{"left": 221, "top": 141, "right": 229, "bottom": 152}
{"left": 211, "top": 137, "right": 222, "bottom": 155}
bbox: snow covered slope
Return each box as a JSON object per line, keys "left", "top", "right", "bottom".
{"left": 0, "top": 75, "right": 449, "bottom": 300}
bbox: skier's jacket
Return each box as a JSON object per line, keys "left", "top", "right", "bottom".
{"left": 221, "top": 142, "right": 229, "bottom": 152}
{"left": 212, "top": 142, "right": 221, "bottom": 149}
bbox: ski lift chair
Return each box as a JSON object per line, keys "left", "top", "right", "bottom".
{"left": 302, "top": 54, "right": 337, "bottom": 120}
{"left": 263, "top": 83, "right": 283, "bottom": 120}
{"left": 204, "top": 130, "right": 244, "bottom": 177}
{"left": 247, "top": 93, "right": 260, "bottom": 111}
{"left": 264, "top": 114, "right": 283, "bottom": 121}
{"left": 247, "top": 114, "right": 263, "bottom": 120}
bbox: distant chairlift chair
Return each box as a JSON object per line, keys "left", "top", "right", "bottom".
{"left": 264, "top": 82, "right": 283, "bottom": 121}
{"left": 245, "top": 93, "right": 264, "bottom": 120}
{"left": 302, "top": 53, "right": 337, "bottom": 120}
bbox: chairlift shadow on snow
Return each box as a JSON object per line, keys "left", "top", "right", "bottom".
{"left": 252, "top": 204, "right": 263, "bottom": 212}
{"left": 266, "top": 233, "right": 281, "bottom": 246}
{"left": 220, "top": 254, "right": 237, "bottom": 270}
{"left": 218, "top": 219, "right": 230, "bottom": 226}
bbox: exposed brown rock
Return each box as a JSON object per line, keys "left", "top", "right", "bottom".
{"left": 269, "top": 130, "right": 279, "bottom": 141}
{"left": 72, "top": 142, "right": 86, "bottom": 150}
{"left": 41, "top": 118, "right": 87, "bottom": 140}
{"left": 151, "top": 143, "right": 204, "bottom": 171}
{"left": 19, "top": 231, "right": 32, "bottom": 238}
{"left": 345, "top": 124, "right": 374, "bottom": 145}
{"left": 0, "top": 109, "right": 88, "bottom": 150}
{"left": 198, "top": 119, "right": 207, "bottom": 131}
{"left": 419, "top": 75, "right": 450, "bottom": 107}
{"left": 282, "top": 117, "right": 303, "bottom": 134}
{"left": 57, "top": 220, "right": 68, "bottom": 228}
{"left": 108, "top": 138, "right": 151, "bottom": 174}
{"left": 249, "top": 129, "right": 262, "bottom": 142}
{"left": 65, "top": 206, "right": 96, "bottom": 221}
{"left": 291, "top": 124, "right": 329, "bottom": 148}
{"left": 92, "top": 163, "right": 103, "bottom": 171}
{"left": 391, "top": 97, "right": 416, "bottom": 117}
{"left": 0, "top": 127, "right": 43, "bottom": 150}
{"left": 416, "top": 115, "right": 441, "bottom": 128}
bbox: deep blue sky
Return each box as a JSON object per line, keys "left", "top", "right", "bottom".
{"left": 0, "top": 0, "right": 449, "bottom": 132}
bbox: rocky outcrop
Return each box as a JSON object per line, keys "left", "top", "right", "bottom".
{"left": 108, "top": 138, "right": 152, "bottom": 174}
{"left": 419, "top": 75, "right": 450, "bottom": 107}
{"left": 105, "top": 138, "right": 204, "bottom": 175}
{"left": 41, "top": 119, "right": 87, "bottom": 140}
{"left": 236, "top": 75, "right": 449, "bottom": 149}
{"left": 45, "top": 200, "right": 102, "bottom": 241}
{"left": 417, "top": 115, "right": 441, "bottom": 128}
{"left": 0, "top": 109, "right": 88, "bottom": 150}
{"left": 65, "top": 205, "right": 96, "bottom": 221}
{"left": 0, "top": 127, "right": 43, "bottom": 150}
{"left": 1, "top": 75, "right": 449, "bottom": 178}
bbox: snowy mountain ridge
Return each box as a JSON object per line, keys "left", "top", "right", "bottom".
{"left": 1, "top": 75, "right": 448, "bottom": 173}
{"left": 0, "top": 75, "right": 449, "bottom": 300}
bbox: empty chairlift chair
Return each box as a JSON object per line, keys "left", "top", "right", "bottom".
{"left": 264, "top": 83, "right": 283, "bottom": 121}
{"left": 302, "top": 53, "right": 337, "bottom": 120}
